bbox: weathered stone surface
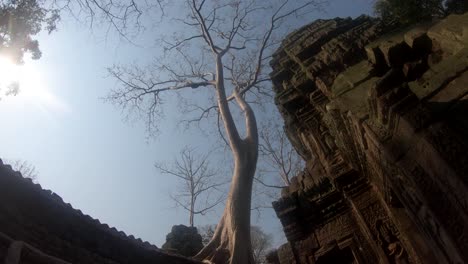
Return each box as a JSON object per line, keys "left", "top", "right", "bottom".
{"left": 0, "top": 160, "right": 201, "bottom": 264}
{"left": 265, "top": 250, "right": 280, "bottom": 264}
{"left": 269, "top": 12, "right": 468, "bottom": 264}
{"left": 427, "top": 13, "right": 468, "bottom": 55}
{"left": 162, "top": 225, "right": 203, "bottom": 257}
{"left": 276, "top": 243, "right": 296, "bottom": 264}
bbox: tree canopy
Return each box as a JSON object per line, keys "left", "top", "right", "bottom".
{"left": 374, "top": 0, "right": 467, "bottom": 25}
{"left": 0, "top": 0, "right": 59, "bottom": 63}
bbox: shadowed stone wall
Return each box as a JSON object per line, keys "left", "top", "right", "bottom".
{"left": 162, "top": 225, "right": 204, "bottom": 257}
{"left": 269, "top": 13, "right": 468, "bottom": 264}
{"left": 0, "top": 159, "right": 200, "bottom": 264}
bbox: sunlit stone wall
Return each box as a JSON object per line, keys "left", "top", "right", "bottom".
{"left": 269, "top": 12, "right": 468, "bottom": 264}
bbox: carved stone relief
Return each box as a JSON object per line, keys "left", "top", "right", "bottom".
{"left": 269, "top": 13, "right": 468, "bottom": 264}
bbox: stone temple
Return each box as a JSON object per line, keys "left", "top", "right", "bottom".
{"left": 0, "top": 12, "right": 467, "bottom": 264}
{"left": 268, "top": 13, "right": 468, "bottom": 264}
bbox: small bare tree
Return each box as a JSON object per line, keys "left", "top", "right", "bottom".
{"left": 9, "top": 159, "right": 38, "bottom": 182}
{"left": 256, "top": 123, "right": 304, "bottom": 189}
{"left": 251, "top": 226, "right": 273, "bottom": 264}
{"left": 106, "top": 1, "right": 324, "bottom": 262}
{"left": 250, "top": 123, "right": 304, "bottom": 217}
{"left": 156, "top": 147, "right": 225, "bottom": 227}
{"left": 199, "top": 224, "right": 217, "bottom": 246}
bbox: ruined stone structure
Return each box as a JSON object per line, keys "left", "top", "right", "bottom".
{"left": 269, "top": 13, "right": 468, "bottom": 264}
{"left": 162, "top": 225, "right": 204, "bottom": 257}
{"left": 0, "top": 159, "right": 200, "bottom": 264}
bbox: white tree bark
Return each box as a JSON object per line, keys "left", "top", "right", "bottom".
{"left": 105, "top": 1, "right": 324, "bottom": 262}
{"left": 193, "top": 55, "right": 258, "bottom": 264}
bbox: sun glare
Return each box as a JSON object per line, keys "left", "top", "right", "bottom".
{"left": 0, "top": 55, "right": 43, "bottom": 98}
{"left": 0, "top": 56, "right": 21, "bottom": 88}
{"left": 0, "top": 55, "right": 69, "bottom": 113}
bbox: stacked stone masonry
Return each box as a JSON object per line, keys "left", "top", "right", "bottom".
{"left": 269, "top": 13, "right": 468, "bottom": 264}
{"left": 0, "top": 159, "right": 200, "bottom": 264}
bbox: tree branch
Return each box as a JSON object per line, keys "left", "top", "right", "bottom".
{"left": 254, "top": 177, "right": 285, "bottom": 189}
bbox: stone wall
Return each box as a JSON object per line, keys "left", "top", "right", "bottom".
{"left": 0, "top": 159, "right": 200, "bottom": 264}
{"left": 162, "top": 225, "right": 204, "bottom": 257}
{"left": 269, "top": 13, "right": 468, "bottom": 264}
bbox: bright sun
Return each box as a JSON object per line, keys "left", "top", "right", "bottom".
{"left": 0, "top": 56, "right": 21, "bottom": 90}
{"left": 0, "top": 55, "right": 69, "bottom": 113}
{"left": 0, "top": 55, "right": 42, "bottom": 98}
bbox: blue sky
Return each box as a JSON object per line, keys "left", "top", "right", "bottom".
{"left": 0, "top": 0, "right": 374, "bottom": 248}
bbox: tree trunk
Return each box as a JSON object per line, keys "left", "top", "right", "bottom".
{"left": 195, "top": 55, "right": 259, "bottom": 263}
{"left": 190, "top": 206, "right": 194, "bottom": 227}
{"left": 194, "top": 140, "right": 258, "bottom": 264}
{"left": 190, "top": 187, "right": 195, "bottom": 227}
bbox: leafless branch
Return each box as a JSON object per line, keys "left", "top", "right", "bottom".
{"left": 258, "top": 123, "right": 303, "bottom": 186}
{"left": 105, "top": 0, "right": 325, "bottom": 139}
{"left": 156, "top": 146, "right": 226, "bottom": 226}
{"left": 53, "top": 0, "right": 167, "bottom": 39}
{"left": 254, "top": 177, "right": 285, "bottom": 189}
{"left": 7, "top": 159, "right": 38, "bottom": 182}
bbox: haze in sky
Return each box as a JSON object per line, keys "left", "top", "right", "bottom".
{"left": 0, "top": 0, "right": 374, "bottom": 247}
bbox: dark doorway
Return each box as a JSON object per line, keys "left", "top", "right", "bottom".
{"left": 315, "top": 246, "right": 356, "bottom": 264}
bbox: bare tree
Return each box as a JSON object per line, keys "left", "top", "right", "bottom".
{"left": 106, "top": 1, "right": 324, "bottom": 263}
{"left": 9, "top": 159, "right": 38, "bottom": 182}
{"left": 251, "top": 226, "right": 272, "bottom": 264}
{"left": 49, "top": 0, "right": 166, "bottom": 40}
{"left": 256, "top": 123, "right": 304, "bottom": 189}
{"left": 199, "top": 224, "right": 217, "bottom": 246}
{"left": 156, "top": 147, "right": 225, "bottom": 227}
{"left": 249, "top": 123, "right": 303, "bottom": 218}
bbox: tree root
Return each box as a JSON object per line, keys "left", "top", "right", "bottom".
{"left": 194, "top": 223, "right": 254, "bottom": 264}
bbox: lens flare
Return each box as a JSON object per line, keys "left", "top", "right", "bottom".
{"left": 0, "top": 55, "right": 70, "bottom": 114}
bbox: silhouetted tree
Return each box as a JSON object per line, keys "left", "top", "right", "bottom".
{"left": 251, "top": 226, "right": 273, "bottom": 264}
{"left": 257, "top": 123, "right": 303, "bottom": 188}
{"left": 0, "top": 0, "right": 59, "bottom": 98}
{"left": 51, "top": 0, "right": 166, "bottom": 38}
{"left": 106, "top": 1, "right": 324, "bottom": 263}
{"left": 8, "top": 159, "right": 38, "bottom": 182}
{"left": 374, "top": 0, "right": 466, "bottom": 26}
{"left": 0, "top": 0, "right": 59, "bottom": 63}
{"left": 250, "top": 122, "right": 304, "bottom": 217}
{"left": 156, "top": 147, "right": 225, "bottom": 227}
{"left": 199, "top": 224, "right": 217, "bottom": 246}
